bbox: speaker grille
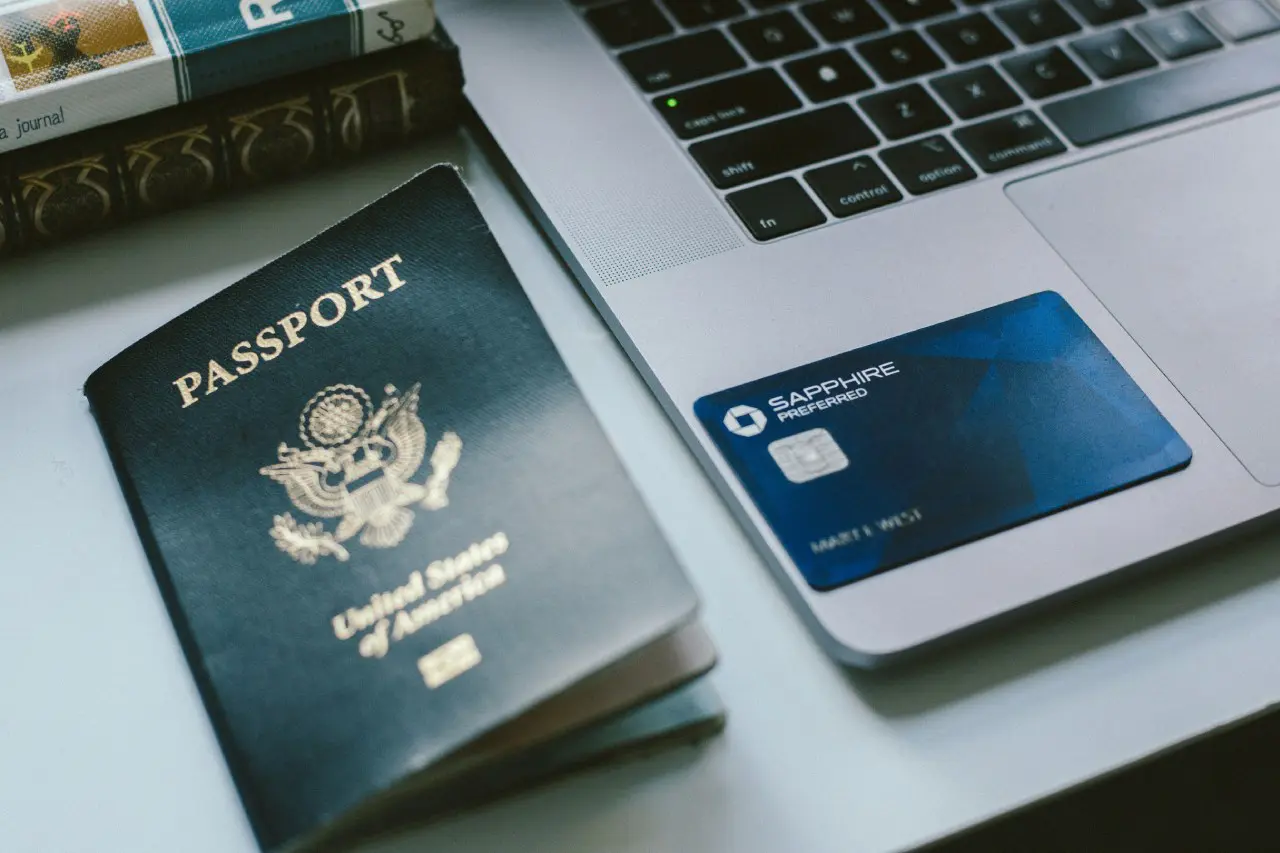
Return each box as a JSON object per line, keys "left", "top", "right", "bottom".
{"left": 547, "top": 172, "right": 743, "bottom": 286}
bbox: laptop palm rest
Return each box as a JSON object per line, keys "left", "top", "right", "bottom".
{"left": 1006, "top": 106, "right": 1280, "bottom": 486}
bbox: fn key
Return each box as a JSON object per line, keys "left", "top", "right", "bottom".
{"left": 728, "top": 178, "right": 826, "bottom": 240}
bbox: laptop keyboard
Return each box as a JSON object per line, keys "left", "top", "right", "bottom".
{"left": 570, "top": 0, "right": 1280, "bottom": 241}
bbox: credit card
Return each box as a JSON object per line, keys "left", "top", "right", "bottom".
{"left": 694, "top": 292, "right": 1192, "bottom": 591}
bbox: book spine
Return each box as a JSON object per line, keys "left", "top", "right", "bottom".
{"left": 0, "top": 174, "right": 13, "bottom": 254}
{"left": 0, "top": 0, "right": 436, "bottom": 154}
{"left": 0, "top": 34, "right": 462, "bottom": 257}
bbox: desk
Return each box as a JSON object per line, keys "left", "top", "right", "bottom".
{"left": 4, "top": 128, "right": 1280, "bottom": 853}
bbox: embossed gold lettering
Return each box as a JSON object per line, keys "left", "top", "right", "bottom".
{"left": 371, "top": 254, "right": 406, "bottom": 291}
{"left": 333, "top": 536, "right": 509, "bottom": 652}
{"left": 174, "top": 372, "right": 202, "bottom": 408}
{"left": 278, "top": 311, "right": 307, "bottom": 347}
{"left": 206, "top": 359, "right": 237, "bottom": 394}
{"left": 256, "top": 326, "right": 285, "bottom": 361}
{"left": 425, "top": 532, "right": 509, "bottom": 590}
{"left": 358, "top": 618, "right": 390, "bottom": 659}
{"left": 333, "top": 570, "right": 427, "bottom": 641}
{"left": 231, "top": 341, "right": 260, "bottom": 376}
{"left": 309, "top": 292, "right": 346, "bottom": 328}
{"left": 341, "top": 274, "right": 382, "bottom": 310}
{"left": 171, "top": 254, "right": 408, "bottom": 408}
{"left": 393, "top": 565, "right": 507, "bottom": 641}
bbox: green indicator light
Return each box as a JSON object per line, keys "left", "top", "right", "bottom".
{"left": 666, "top": 98, "right": 678, "bottom": 108}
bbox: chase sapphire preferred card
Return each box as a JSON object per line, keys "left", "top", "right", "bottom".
{"left": 694, "top": 292, "right": 1192, "bottom": 591}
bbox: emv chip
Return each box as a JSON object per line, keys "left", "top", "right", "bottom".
{"left": 768, "top": 428, "right": 849, "bottom": 484}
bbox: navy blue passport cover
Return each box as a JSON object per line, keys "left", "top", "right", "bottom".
{"left": 85, "top": 167, "right": 700, "bottom": 851}
{"left": 696, "top": 291, "right": 1191, "bottom": 590}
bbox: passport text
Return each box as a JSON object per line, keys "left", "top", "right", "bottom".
{"left": 172, "top": 254, "right": 406, "bottom": 408}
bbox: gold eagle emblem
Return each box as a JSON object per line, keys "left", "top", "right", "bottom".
{"left": 259, "top": 383, "right": 462, "bottom": 564}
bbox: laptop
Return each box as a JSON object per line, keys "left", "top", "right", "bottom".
{"left": 439, "top": 0, "right": 1280, "bottom": 665}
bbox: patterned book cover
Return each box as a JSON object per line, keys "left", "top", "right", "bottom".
{"left": 0, "top": 0, "right": 436, "bottom": 153}
{"left": 0, "top": 31, "right": 462, "bottom": 254}
{"left": 84, "top": 166, "right": 709, "bottom": 851}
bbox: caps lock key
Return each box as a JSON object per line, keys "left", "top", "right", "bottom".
{"left": 656, "top": 68, "right": 801, "bottom": 139}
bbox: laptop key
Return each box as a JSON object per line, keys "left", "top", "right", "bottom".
{"left": 930, "top": 65, "right": 1023, "bottom": 118}
{"left": 927, "top": 12, "right": 1015, "bottom": 62}
{"left": 880, "top": 136, "right": 977, "bottom": 194}
{"left": 953, "top": 109, "right": 1066, "bottom": 172}
{"left": 660, "top": 0, "right": 746, "bottom": 26}
{"left": 784, "top": 49, "right": 876, "bottom": 101}
{"left": 878, "top": 0, "right": 958, "bottom": 24}
{"left": 1002, "top": 47, "right": 1090, "bottom": 98}
{"left": 621, "top": 30, "right": 747, "bottom": 91}
{"left": 1137, "top": 12, "right": 1222, "bottom": 59}
{"left": 1070, "top": 30, "right": 1157, "bottom": 78}
{"left": 587, "top": 0, "right": 675, "bottom": 47}
{"left": 727, "top": 178, "right": 827, "bottom": 240}
{"left": 857, "top": 31, "right": 945, "bottom": 83}
{"left": 730, "top": 11, "right": 819, "bottom": 60}
{"left": 1202, "top": 0, "right": 1280, "bottom": 39}
{"left": 996, "top": 0, "right": 1081, "bottom": 44}
{"left": 805, "top": 156, "right": 904, "bottom": 217}
{"left": 1065, "top": 0, "right": 1146, "bottom": 25}
{"left": 859, "top": 84, "right": 952, "bottom": 139}
{"left": 1043, "top": 34, "right": 1280, "bottom": 144}
{"left": 656, "top": 68, "right": 801, "bottom": 139}
{"left": 689, "top": 104, "right": 880, "bottom": 188}
{"left": 800, "top": 0, "right": 889, "bottom": 40}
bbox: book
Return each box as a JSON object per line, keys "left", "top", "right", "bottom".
{"left": 84, "top": 165, "right": 721, "bottom": 852}
{"left": 0, "top": 31, "right": 462, "bottom": 254}
{"left": 0, "top": 0, "right": 436, "bottom": 153}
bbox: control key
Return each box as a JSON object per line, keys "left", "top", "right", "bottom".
{"left": 805, "top": 156, "right": 903, "bottom": 217}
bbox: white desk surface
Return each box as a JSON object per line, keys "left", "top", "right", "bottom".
{"left": 4, "top": 129, "right": 1280, "bottom": 853}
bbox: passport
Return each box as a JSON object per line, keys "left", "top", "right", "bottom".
{"left": 696, "top": 291, "right": 1192, "bottom": 590}
{"left": 86, "top": 166, "right": 719, "bottom": 852}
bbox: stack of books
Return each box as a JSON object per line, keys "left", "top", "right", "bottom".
{"left": 0, "top": 0, "right": 462, "bottom": 255}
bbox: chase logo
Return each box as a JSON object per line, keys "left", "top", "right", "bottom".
{"left": 723, "top": 404, "right": 767, "bottom": 437}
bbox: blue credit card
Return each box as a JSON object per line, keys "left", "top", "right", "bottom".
{"left": 694, "top": 292, "right": 1192, "bottom": 591}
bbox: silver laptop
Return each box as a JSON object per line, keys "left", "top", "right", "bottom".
{"left": 439, "top": 0, "right": 1280, "bottom": 665}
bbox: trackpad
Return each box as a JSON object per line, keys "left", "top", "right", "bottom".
{"left": 1007, "top": 106, "right": 1280, "bottom": 486}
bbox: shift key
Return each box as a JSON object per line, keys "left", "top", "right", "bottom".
{"left": 657, "top": 69, "right": 801, "bottom": 140}
{"left": 690, "top": 105, "right": 880, "bottom": 189}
